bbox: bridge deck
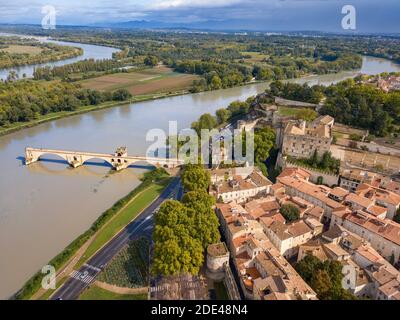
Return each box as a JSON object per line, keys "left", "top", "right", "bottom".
{"left": 25, "top": 147, "right": 181, "bottom": 163}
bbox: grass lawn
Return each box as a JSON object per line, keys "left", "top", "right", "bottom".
{"left": 79, "top": 66, "right": 199, "bottom": 95}
{"left": 37, "top": 276, "right": 68, "bottom": 300}
{"left": 79, "top": 284, "right": 147, "bottom": 300}
{"left": 278, "top": 106, "right": 303, "bottom": 117}
{"left": 76, "top": 178, "right": 171, "bottom": 267}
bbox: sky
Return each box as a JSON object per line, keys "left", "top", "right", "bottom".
{"left": 0, "top": 0, "right": 399, "bottom": 33}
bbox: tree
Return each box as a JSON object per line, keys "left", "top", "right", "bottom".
{"left": 191, "top": 113, "right": 217, "bottom": 135}
{"left": 310, "top": 150, "right": 319, "bottom": 166}
{"left": 144, "top": 55, "right": 159, "bottom": 67}
{"left": 296, "top": 108, "right": 318, "bottom": 122}
{"left": 182, "top": 190, "right": 220, "bottom": 248}
{"left": 112, "top": 89, "right": 132, "bottom": 101}
{"left": 253, "top": 127, "right": 276, "bottom": 176}
{"left": 296, "top": 254, "right": 358, "bottom": 300}
{"left": 215, "top": 108, "right": 231, "bottom": 125}
{"left": 311, "top": 270, "right": 332, "bottom": 299}
{"left": 210, "top": 75, "right": 222, "bottom": 90}
{"left": 181, "top": 164, "right": 211, "bottom": 192}
{"left": 295, "top": 255, "right": 321, "bottom": 283}
{"left": 280, "top": 204, "right": 300, "bottom": 222}
{"left": 155, "top": 200, "right": 191, "bottom": 227}
{"left": 152, "top": 176, "right": 219, "bottom": 276}
{"left": 182, "top": 190, "right": 216, "bottom": 210}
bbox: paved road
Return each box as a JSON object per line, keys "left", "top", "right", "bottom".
{"left": 52, "top": 177, "right": 182, "bottom": 300}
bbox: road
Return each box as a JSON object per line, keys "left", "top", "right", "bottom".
{"left": 52, "top": 177, "right": 182, "bottom": 300}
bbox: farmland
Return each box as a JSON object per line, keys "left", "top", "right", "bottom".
{"left": 79, "top": 66, "right": 199, "bottom": 96}
{"left": 1, "top": 45, "right": 43, "bottom": 55}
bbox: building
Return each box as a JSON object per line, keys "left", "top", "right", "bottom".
{"left": 215, "top": 202, "right": 317, "bottom": 300}
{"left": 262, "top": 219, "right": 321, "bottom": 258}
{"left": 210, "top": 168, "right": 272, "bottom": 204}
{"left": 298, "top": 225, "right": 400, "bottom": 299}
{"left": 206, "top": 242, "right": 230, "bottom": 281}
{"left": 340, "top": 168, "right": 388, "bottom": 192}
{"left": 330, "top": 210, "right": 400, "bottom": 264}
{"left": 355, "top": 184, "right": 400, "bottom": 220}
{"left": 352, "top": 243, "right": 400, "bottom": 300}
{"left": 281, "top": 116, "right": 334, "bottom": 159}
{"left": 277, "top": 174, "right": 345, "bottom": 222}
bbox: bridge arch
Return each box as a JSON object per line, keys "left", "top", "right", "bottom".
{"left": 81, "top": 156, "right": 115, "bottom": 168}
{"left": 32, "top": 152, "right": 69, "bottom": 164}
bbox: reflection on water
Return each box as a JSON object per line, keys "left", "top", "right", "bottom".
{"left": 0, "top": 55, "right": 399, "bottom": 299}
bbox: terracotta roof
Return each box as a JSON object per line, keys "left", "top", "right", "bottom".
{"left": 287, "top": 221, "right": 313, "bottom": 238}
{"left": 330, "top": 187, "right": 349, "bottom": 199}
{"left": 278, "top": 167, "right": 311, "bottom": 181}
{"left": 279, "top": 176, "right": 343, "bottom": 209}
{"left": 259, "top": 214, "right": 286, "bottom": 229}
{"left": 345, "top": 211, "right": 400, "bottom": 246}
{"left": 323, "top": 242, "right": 350, "bottom": 259}
{"left": 305, "top": 206, "right": 324, "bottom": 220}
{"left": 378, "top": 279, "right": 400, "bottom": 299}
{"left": 345, "top": 193, "right": 374, "bottom": 209}
{"left": 367, "top": 205, "right": 388, "bottom": 217}
{"left": 356, "top": 183, "right": 400, "bottom": 206}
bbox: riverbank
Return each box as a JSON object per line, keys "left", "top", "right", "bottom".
{"left": 14, "top": 169, "right": 171, "bottom": 300}
{"left": 0, "top": 90, "right": 192, "bottom": 137}
{"left": 0, "top": 78, "right": 270, "bottom": 138}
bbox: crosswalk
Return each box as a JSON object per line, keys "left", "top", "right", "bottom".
{"left": 70, "top": 270, "right": 95, "bottom": 284}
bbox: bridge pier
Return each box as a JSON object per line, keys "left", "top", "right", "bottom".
{"left": 25, "top": 155, "right": 39, "bottom": 166}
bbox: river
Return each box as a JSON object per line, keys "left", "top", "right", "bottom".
{"left": 0, "top": 33, "right": 119, "bottom": 80}
{"left": 0, "top": 39, "right": 399, "bottom": 299}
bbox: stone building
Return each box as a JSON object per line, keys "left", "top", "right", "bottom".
{"left": 207, "top": 242, "right": 230, "bottom": 281}
{"left": 281, "top": 115, "right": 334, "bottom": 159}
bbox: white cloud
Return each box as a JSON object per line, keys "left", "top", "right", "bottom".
{"left": 148, "top": 0, "right": 243, "bottom": 10}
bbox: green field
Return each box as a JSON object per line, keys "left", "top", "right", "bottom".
{"left": 77, "top": 178, "right": 171, "bottom": 267}
{"left": 278, "top": 106, "right": 303, "bottom": 117}
{"left": 98, "top": 238, "right": 150, "bottom": 288}
{"left": 79, "top": 285, "right": 147, "bottom": 300}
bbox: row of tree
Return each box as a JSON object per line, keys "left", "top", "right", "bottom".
{"left": 288, "top": 150, "right": 341, "bottom": 175}
{"left": 152, "top": 165, "right": 220, "bottom": 276}
{"left": 268, "top": 81, "right": 324, "bottom": 104}
{"left": 0, "top": 80, "right": 132, "bottom": 127}
{"left": 33, "top": 59, "right": 124, "bottom": 80}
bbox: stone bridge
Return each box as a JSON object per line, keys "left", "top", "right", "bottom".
{"left": 25, "top": 147, "right": 184, "bottom": 171}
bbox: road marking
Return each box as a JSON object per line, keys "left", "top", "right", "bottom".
{"left": 84, "top": 264, "right": 102, "bottom": 272}
{"left": 70, "top": 270, "right": 95, "bottom": 284}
